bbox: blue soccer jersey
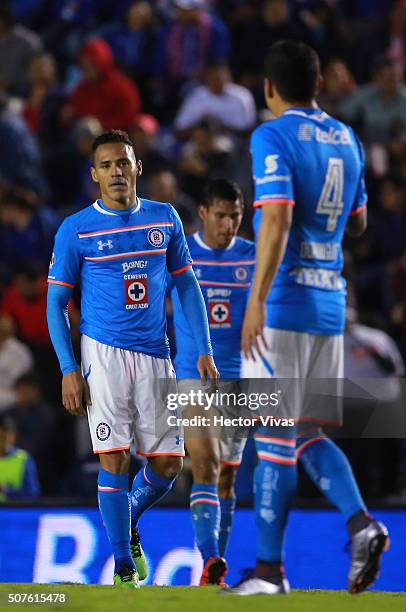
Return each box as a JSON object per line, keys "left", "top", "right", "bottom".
{"left": 172, "top": 232, "right": 255, "bottom": 378}
{"left": 48, "top": 198, "right": 192, "bottom": 357}
{"left": 251, "top": 107, "right": 368, "bottom": 335}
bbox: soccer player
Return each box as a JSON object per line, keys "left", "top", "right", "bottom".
{"left": 171, "top": 179, "right": 255, "bottom": 585}
{"left": 228, "top": 41, "right": 389, "bottom": 595}
{"left": 46, "top": 130, "right": 218, "bottom": 588}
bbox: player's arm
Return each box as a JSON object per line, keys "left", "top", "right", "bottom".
{"left": 346, "top": 131, "right": 368, "bottom": 238}
{"left": 47, "top": 284, "right": 90, "bottom": 415}
{"left": 47, "top": 221, "right": 90, "bottom": 416}
{"left": 172, "top": 266, "right": 218, "bottom": 383}
{"left": 345, "top": 206, "right": 367, "bottom": 237}
{"left": 243, "top": 125, "right": 294, "bottom": 359}
{"left": 242, "top": 203, "right": 292, "bottom": 359}
{"left": 167, "top": 207, "right": 218, "bottom": 382}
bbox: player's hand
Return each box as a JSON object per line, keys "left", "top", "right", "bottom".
{"left": 242, "top": 299, "right": 268, "bottom": 361}
{"left": 197, "top": 355, "right": 219, "bottom": 388}
{"left": 62, "top": 370, "right": 91, "bottom": 416}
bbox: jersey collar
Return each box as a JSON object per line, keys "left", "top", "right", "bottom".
{"left": 193, "top": 231, "right": 236, "bottom": 251}
{"left": 283, "top": 107, "right": 329, "bottom": 122}
{"left": 93, "top": 197, "right": 141, "bottom": 216}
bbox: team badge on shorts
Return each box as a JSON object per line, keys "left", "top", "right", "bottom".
{"left": 209, "top": 299, "right": 231, "bottom": 327}
{"left": 148, "top": 228, "right": 165, "bottom": 247}
{"left": 233, "top": 266, "right": 249, "bottom": 282}
{"left": 125, "top": 276, "right": 148, "bottom": 309}
{"left": 96, "top": 422, "right": 111, "bottom": 441}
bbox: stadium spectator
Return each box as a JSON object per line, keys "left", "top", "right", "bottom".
{"left": 128, "top": 113, "right": 171, "bottom": 194}
{"left": 0, "top": 3, "right": 42, "bottom": 94}
{"left": 147, "top": 169, "right": 197, "bottom": 233}
{"left": 318, "top": 58, "right": 356, "bottom": 116}
{"left": 231, "top": 0, "right": 313, "bottom": 84}
{"left": 22, "top": 52, "right": 67, "bottom": 149}
{"left": 46, "top": 116, "right": 103, "bottom": 212}
{"left": 66, "top": 38, "right": 142, "bottom": 130}
{"left": 8, "top": 372, "right": 57, "bottom": 494}
{"left": 299, "top": 0, "right": 350, "bottom": 66}
{"left": 0, "top": 267, "right": 50, "bottom": 348}
{"left": 0, "top": 93, "right": 47, "bottom": 196}
{"left": 101, "top": 1, "right": 156, "bottom": 81}
{"left": 174, "top": 62, "right": 256, "bottom": 133}
{"left": 177, "top": 121, "right": 240, "bottom": 201}
{"left": 0, "top": 413, "right": 40, "bottom": 500}
{"left": 0, "top": 187, "right": 60, "bottom": 270}
{"left": 387, "top": 0, "right": 406, "bottom": 64}
{"left": 151, "top": 0, "right": 230, "bottom": 119}
{"left": 0, "top": 314, "right": 33, "bottom": 410}
{"left": 339, "top": 58, "right": 406, "bottom": 144}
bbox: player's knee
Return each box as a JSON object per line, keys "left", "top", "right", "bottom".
{"left": 218, "top": 464, "right": 237, "bottom": 498}
{"left": 98, "top": 449, "right": 131, "bottom": 473}
{"left": 149, "top": 455, "right": 183, "bottom": 480}
{"left": 191, "top": 452, "right": 220, "bottom": 483}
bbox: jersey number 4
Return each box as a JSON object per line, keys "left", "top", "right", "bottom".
{"left": 316, "top": 158, "right": 344, "bottom": 232}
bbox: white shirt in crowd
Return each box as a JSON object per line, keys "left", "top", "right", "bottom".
{"left": 175, "top": 83, "right": 257, "bottom": 131}
{"left": 0, "top": 337, "right": 34, "bottom": 409}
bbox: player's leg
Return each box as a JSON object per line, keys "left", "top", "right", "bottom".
{"left": 130, "top": 454, "right": 182, "bottom": 527}
{"left": 253, "top": 427, "right": 297, "bottom": 587}
{"left": 98, "top": 450, "right": 138, "bottom": 586}
{"left": 297, "top": 428, "right": 369, "bottom": 525}
{"left": 217, "top": 431, "right": 247, "bottom": 558}
{"left": 186, "top": 434, "right": 227, "bottom": 586}
{"left": 81, "top": 335, "right": 138, "bottom": 588}
{"left": 302, "top": 335, "right": 389, "bottom": 593}
{"left": 130, "top": 354, "right": 185, "bottom": 579}
{"left": 226, "top": 328, "right": 301, "bottom": 595}
{"left": 218, "top": 463, "right": 238, "bottom": 558}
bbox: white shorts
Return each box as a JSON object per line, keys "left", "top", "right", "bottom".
{"left": 241, "top": 327, "right": 344, "bottom": 425}
{"left": 177, "top": 379, "right": 248, "bottom": 467}
{"left": 81, "top": 335, "right": 184, "bottom": 456}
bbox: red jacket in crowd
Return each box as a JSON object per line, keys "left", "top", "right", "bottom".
{"left": 68, "top": 38, "right": 142, "bottom": 131}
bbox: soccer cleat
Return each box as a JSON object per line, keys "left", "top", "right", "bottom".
{"left": 113, "top": 566, "right": 139, "bottom": 588}
{"left": 200, "top": 556, "right": 228, "bottom": 586}
{"left": 348, "top": 520, "right": 389, "bottom": 594}
{"left": 222, "top": 571, "right": 290, "bottom": 596}
{"left": 130, "top": 527, "right": 148, "bottom": 581}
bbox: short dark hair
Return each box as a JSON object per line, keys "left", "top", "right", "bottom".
{"left": 201, "top": 179, "right": 244, "bottom": 208}
{"left": 92, "top": 129, "right": 135, "bottom": 156}
{"left": 0, "top": 413, "right": 16, "bottom": 432}
{"left": 264, "top": 40, "right": 320, "bottom": 103}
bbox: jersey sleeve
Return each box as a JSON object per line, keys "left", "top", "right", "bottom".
{"left": 166, "top": 207, "right": 193, "bottom": 276}
{"left": 251, "top": 124, "right": 295, "bottom": 208}
{"left": 350, "top": 132, "right": 368, "bottom": 216}
{"left": 47, "top": 218, "right": 82, "bottom": 288}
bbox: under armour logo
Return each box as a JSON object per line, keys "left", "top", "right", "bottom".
{"left": 98, "top": 239, "right": 113, "bottom": 251}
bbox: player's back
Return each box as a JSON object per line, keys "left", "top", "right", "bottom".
{"left": 251, "top": 108, "right": 367, "bottom": 336}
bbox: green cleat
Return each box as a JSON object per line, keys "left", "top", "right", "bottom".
{"left": 130, "top": 527, "right": 148, "bottom": 581}
{"left": 113, "top": 566, "right": 139, "bottom": 588}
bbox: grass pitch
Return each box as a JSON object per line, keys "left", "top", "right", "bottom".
{"left": 0, "top": 584, "right": 405, "bottom": 612}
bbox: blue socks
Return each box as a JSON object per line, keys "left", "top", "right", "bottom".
{"left": 219, "top": 496, "right": 236, "bottom": 558}
{"left": 254, "top": 430, "right": 297, "bottom": 562}
{"left": 190, "top": 483, "right": 220, "bottom": 562}
{"left": 297, "top": 435, "right": 367, "bottom": 521}
{"left": 130, "top": 463, "right": 175, "bottom": 528}
{"left": 97, "top": 469, "right": 134, "bottom": 572}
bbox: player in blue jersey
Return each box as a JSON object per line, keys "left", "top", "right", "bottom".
{"left": 226, "top": 42, "right": 389, "bottom": 596}
{"left": 171, "top": 179, "right": 255, "bottom": 586}
{"left": 46, "top": 130, "right": 218, "bottom": 588}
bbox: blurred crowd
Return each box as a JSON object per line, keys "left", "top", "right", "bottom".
{"left": 1, "top": 0, "right": 406, "bottom": 502}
